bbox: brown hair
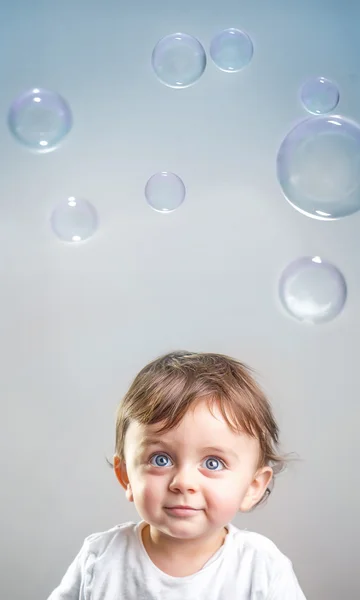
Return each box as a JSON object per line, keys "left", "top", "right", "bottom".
{"left": 113, "top": 351, "right": 287, "bottom": 504}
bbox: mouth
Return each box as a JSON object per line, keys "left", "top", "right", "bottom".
{"left": 164, "top": 506, "right": 200, "bottom": 516}
{"left": 166, "top": 506, "right": 196, "bottom": 510}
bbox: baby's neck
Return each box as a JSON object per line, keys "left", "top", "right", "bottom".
{"left": 141, "top": 524, "right": 227, "bottom": 577}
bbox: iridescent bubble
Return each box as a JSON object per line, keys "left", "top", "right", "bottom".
{"left": 145, "top": 172, "right": 186, "bottom": 212}
{"left": 210, "top": 28, "right": 253, "bottom": 72}
{"left": 8, "top": 88, "right": 72, "bottom": 152}
{"left": 50, "top": 197, "right": 98, "bottom": 242}
{"left": 300, "top": 77, "right": 339, "bottom": 115}
{"left": 151, "top": 33, "right": 206, "bottom": 88}
{"left": 277, "top": 115, "right": 360, "bottom": 220}
{"left": 279, "top": 256, "right": 347, "bottom": 324}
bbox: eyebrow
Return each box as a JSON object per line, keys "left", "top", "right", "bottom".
{"left": 139, "top": 438, "right": 239, "bottom": 460}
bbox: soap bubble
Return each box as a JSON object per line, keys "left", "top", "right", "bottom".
{"left": 145, "top": 172, "right": 186, "bottom": 212}
{"left": 8, "top": 88, "right": 72, "bottom": 152}
{"left": 210, "top": 28, "right": 253, "bottom": 72}
{"left": 300, "top": 77, "right": 339, "bottom": 115}
{"left": 279, "top": 256, "right": 347, "bottom": 324}
{"left": 50, "top": 197, "right": 98, "bottom": 242}
{"left": 277, "top": 115, "right": 360, "bottom": 220}
{"left": 152, "top": 33, "right": 206, "bottom": 88}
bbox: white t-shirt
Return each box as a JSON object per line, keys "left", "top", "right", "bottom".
{"left": 48, "top": 520, "right": 306, "bottom": 599}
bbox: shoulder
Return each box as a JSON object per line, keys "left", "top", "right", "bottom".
{"left": 81, "top": 521, "right": 137, "bottom": 557}
{"left": 226, "top": 525, "right": 306, "bottom": 598}
{"left": 227, "top": 523, "right": 293, "bottom": 568}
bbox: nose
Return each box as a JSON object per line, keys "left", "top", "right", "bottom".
{"left": 168, "top": 466, "right": 199, "bottom": 494}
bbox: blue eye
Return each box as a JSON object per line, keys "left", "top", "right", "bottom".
{"left": 150, "top": 453, "right": 172, "bottom": 467}
{"left": 204, "top": 457, "right": 225, "bottom": 471}
{"left": 150, "top": 453, "right": 225, "bottom": 471}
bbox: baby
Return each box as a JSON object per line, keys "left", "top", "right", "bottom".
{"left": 48, "top": 351, "right": 306, "bottom": 599}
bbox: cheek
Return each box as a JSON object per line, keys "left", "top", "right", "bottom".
{"left": 143, "top": 485, "right": 161, "bottom": 504}
{"left": 205, "top": 478, "right": 249, "bottom": 511}
{"left": 134, "top": 474, "right": 164, "bottom": 505}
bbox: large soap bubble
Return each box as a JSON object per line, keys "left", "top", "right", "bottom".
{"left": 300, "top": 77, "right": 339, "bottom": 115}
{"left": 152, "top": 33, "right": 206, "bottom": 88}
{"left": 277, "top": 115, "right": 360, "bottom": 220}
{"left": 210, "top": 28, "right": 253, "bottom": 72}
{"left": 51, "top": 197, "right": 98, "bottom": 242}
{"left": 279, "top": 256, "right": 347, "bottom": 324}
{"left": 145, "top": 172, "right": 186, "bottom": 212}
{"left": 8, "top": 88, "right": 72, "bottom": 152}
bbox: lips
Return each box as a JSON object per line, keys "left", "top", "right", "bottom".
{"left": 166, "top": 506, "right": 196, "bottom": 510}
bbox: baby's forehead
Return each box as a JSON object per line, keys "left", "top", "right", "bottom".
{"left": 128, "top": 401, "right": 234, "bottom": 439}
{"left": 125, "top": 410, "right": 259, "bottom": 458}
{"left": 135, "top": 397, "right": 244, "bottom": 431}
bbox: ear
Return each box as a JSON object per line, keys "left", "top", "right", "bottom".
{"left": 113, "top": 455, "right": 134, "bottom": 502}
{"left": 239, "top": 466, "right": 273, "bottom": 512}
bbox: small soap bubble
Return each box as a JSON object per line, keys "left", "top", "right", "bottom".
{"left": 152, "top": 33, "right": 206, "bottom": 88}
{"left": 8, "top": 88, "right": 72, "bottom": 152}
{"left": 279, "top": 256, "right": 347, "bottom": 324}
{"left": 210, "top": 28, "right": 253, "bottom": 72}
{"left": 300, "top": 77, "right": 339, "bottom": 115}
{"left": 276, "top": 115, "right": 360, "bottom": 220}
{"left": 50, "top": 197, "right": 98, "bottom": 242}
{"left": 145, "top": 172, "right": 186, "bottom": 212}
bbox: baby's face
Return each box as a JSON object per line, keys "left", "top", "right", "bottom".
{"left": 119, "top": 398, "right": 272, "bottom": 540}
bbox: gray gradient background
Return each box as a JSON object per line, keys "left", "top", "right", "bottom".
{"left": 1, "top": 1, "right": 359, "bottom": 599}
